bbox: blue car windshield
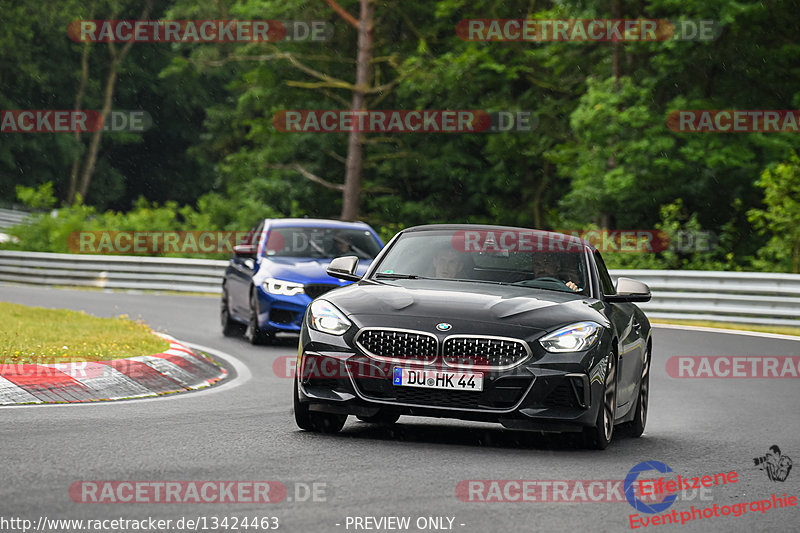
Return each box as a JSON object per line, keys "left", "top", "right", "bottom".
{"left": 372, "top": 229, "right": 589, "bottom": 294}
{"left": 263, "top": 227, "right": 381, "bottom": 259}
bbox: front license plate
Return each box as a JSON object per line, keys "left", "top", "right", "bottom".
{"left": 392, "top": 367, "right": 483, "bottom": 392}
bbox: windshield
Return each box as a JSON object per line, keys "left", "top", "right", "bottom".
{"left": 372, "top": 229, "right": 589, "bottom": 294}
{"left": 263, "top": 226, "right": 381, "bottom": 259}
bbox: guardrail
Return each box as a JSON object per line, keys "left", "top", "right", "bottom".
{"left": 0, "top": 250, "right": 798, "bottom": 326}
{"left": 0, "top": 250, "right": 227, "bottom": 293}
{"left": 609, "top": 269, "right": 800, "bottom": 327}
{"left": 0, "top": 208, "right": 30, "bottom": 230}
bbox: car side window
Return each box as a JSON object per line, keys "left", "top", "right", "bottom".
{"left": 594, "top": 251, "right": 616, "bottom": 295}
{"left": 251, "top": 221, "right": 265, "bottom": 252}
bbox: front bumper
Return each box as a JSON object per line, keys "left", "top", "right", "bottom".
{"left": 296, "top": 347, "right": 607, "bottom": 432}
{"left": 255, "top": 289, "right": 308, "bottom": 332}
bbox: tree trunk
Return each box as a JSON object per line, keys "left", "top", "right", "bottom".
{"left": 67, "top": 35, "right": 92, "bottom": 204}
{"left": 77, "top": 61, "right": 118, "bottom": 199}
{"left": 76, "top": 0, "right": 151, "bottom": 201}
{"left": 340, "top": 0, "right": 374, "bottom": 221}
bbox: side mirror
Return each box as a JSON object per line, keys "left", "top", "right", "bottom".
{"left": 233, "top": 243, "right": 256, "bottom": 258}
{"left": 605, "top": 277, "right": 651, "bottom": 303}
{"left": 327, "top": 256, "right": 361, "bottom": 282}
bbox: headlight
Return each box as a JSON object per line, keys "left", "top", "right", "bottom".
{"left": 308, "top": 299, "right": 351, "bottom": 335}
{"left": 539, "top": 321, "right": 601, "bottom": 353}
{"left": 263, "top": 278, "right": 305, "bottom": 296}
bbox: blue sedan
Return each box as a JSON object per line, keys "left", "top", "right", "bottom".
{"left": 221, "top": 218, "right": 384, "bottom": 344}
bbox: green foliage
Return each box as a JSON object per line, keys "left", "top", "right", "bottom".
{"left": 2, "top": 183, "right": 231, "bottom": 258}
{"left": 5, "top": 197, "right": 97, "bottom": 254}
{"left": 15, "top": 183, "right": 57, "bottom": 209}
{"left": 3, "top": 0, "right": 800, "bottom": 273}
{"left": 748, "top": 152, "right": 800, "bottom": 273}
{"left": 601, "top": 200, "right": 733, "bottom": 271}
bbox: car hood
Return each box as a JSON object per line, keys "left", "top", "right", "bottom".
{"left": 256, "top": 257, "right": 372, "bottom": 285}
{"left": 325, "top": 279, "right": 608, "bottom": 332}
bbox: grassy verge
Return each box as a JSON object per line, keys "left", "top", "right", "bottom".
{"left": 0, "top": 302, "right": 170, "bottom": 364}
{"left": 652, "top": 318, "right": 800, "bottom": 337}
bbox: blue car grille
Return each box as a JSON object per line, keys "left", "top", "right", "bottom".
{"left": 442, "top": 337, "right": 529, "bottom": 368}
{"left": 356, "top": 330, "right": 438, "bottom": 363}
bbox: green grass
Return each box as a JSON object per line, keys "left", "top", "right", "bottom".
{"left": 652, "top": 318, "right": 800, "bottom": 337}
{"left": 0, "top": 302, "right": 170, "bottom": 364}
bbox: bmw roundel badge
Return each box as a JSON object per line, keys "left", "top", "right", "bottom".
{"left": 436, "top": 322, "right": 452, "bottom": 331}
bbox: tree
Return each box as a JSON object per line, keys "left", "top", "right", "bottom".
{"left": 339, "top": 0, "right": 374, "bottom": 220}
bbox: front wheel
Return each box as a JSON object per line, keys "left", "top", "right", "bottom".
{"left": 221, "top": 286, "right": 245, "bottom": 337}
{"left": 294, "top": 379, "right": 314, "bottom": 430}
{"left": 626, "top": 344, "right": 650, "bottom": 438}
{"left": 293, "top": 380, "right": 347, "bottom": 433}
{"left": 245, "top": 290, "right": 272, "bottom": 345}
{"left": 583, "top": 351, "right": 617, "bottom": 450}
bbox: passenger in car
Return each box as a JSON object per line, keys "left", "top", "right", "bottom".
{"left": 535, "top": 254, "right": 580, "bottom": 292}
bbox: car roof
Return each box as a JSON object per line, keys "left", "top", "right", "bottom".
{"left": 399, "top": 223, "right": 596, "bottom": 252}
{"left": 264, "top": 218, "right": 375, "bottom": 230}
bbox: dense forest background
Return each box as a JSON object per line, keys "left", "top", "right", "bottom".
{"left": 1, "top": 0, "right": 799, "bottom": 271}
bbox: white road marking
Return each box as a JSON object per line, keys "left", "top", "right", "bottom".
{"left": 653, "top": 322, "right": 800, "bottom": 341}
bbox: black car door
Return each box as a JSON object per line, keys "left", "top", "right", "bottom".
{"left": 594, "top": 250, "right": 644, "bottom": 412}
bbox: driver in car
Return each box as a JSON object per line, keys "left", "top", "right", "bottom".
{"left": 535, "top": 254, "right": 580, "bottom": 292}
{"left": 332, "top": 235, "right": 353, "bottom": 255}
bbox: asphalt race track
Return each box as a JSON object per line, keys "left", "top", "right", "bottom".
{"left": 1, "top": 284, "right": 798, "bottom": 533}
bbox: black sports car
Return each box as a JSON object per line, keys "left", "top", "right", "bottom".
{"left": 294, "top": 225, "right": 652, "bottom": 449}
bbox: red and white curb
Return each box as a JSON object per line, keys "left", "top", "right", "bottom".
{"left": 0, "top": 334, "right": 226, "bottom": 405}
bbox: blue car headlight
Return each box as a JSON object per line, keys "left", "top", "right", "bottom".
{"left": 263, "top": 278, "right": 305, "bottom": 296}
{"left": 539, "top": 321, "right": 601, "bottom": 353}
{"left": 308, "top": 300, "right": 351, "bottom": 335}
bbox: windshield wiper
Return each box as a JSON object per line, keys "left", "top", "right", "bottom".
{"left": 511, "top": 280, "right": 581, "bottom": 293}
{"left": 374, "top": 272, "right": 426, "bottom": 280}
{"left": 443, "top": 278, "right": 509, "bottom": 285}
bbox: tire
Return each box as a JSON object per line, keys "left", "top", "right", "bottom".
{"left": 583, "top": 350, "right": 618, "bottom": 450}
{"left": 357, "top": 408, "right": 401, "bottom": 425}
{"left": 220, "top": 285, "right": 245, "bottom": 337}
{"left": 309, "top": 411, "right": 347, "bottom": 433}
{"left": 245, "top": 290, "right": 272, "bottom": 345}
{"left": 294, "top": 380, "right": 347, "bottom": 433}
{"left": 294, "top": 379, "right": 314, "bottom": 430}
{"left": 626, "top": 344, "right": 650, "bottom": 438}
